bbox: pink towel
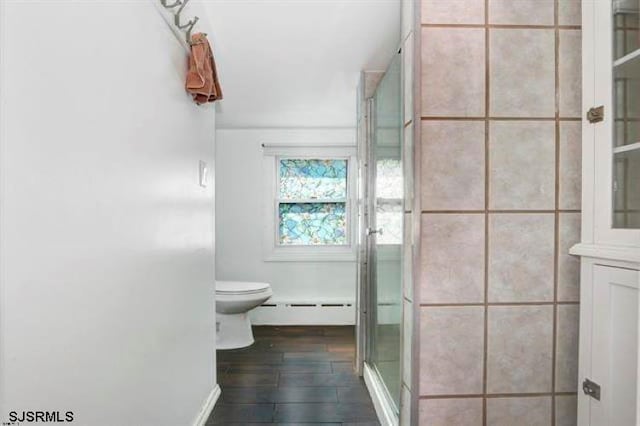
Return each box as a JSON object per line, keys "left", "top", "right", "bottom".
{"left": 186, "top": 33, "right": 223, "bottom": 104}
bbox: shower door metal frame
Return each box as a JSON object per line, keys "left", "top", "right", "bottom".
{"left": 355, "top": 94, "right": 375, "bottom": 377}
{"left": 364, "top": 96, "right": 379, "bottom": 367}
{"left": 360, "top": 54, "right": 403, "bottom": 421}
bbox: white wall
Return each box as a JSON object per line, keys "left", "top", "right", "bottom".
{"left": 204, "top": 1, "right": 400, "bottom": 128}
{"left": 215, "top": 129, "right": 357, "bottom": 313}
{"left": 0, "top": 2, "right": 216, "bottom": 425}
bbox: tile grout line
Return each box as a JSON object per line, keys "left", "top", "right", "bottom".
{"left": 551, "top": 0, "right": 560, "bottom": 422}
{"left": 421, "top": 209, "right": 581, "bottom": 214}
{"left": 419, "top": 391, "right": 579, "bottom": 400}
{"left": 482, "top": 0, "right": 490, "bottom": 423}
{"left": 421, "top": 23, "right": 581, "bottom": 30}
{"left": 420, "top": 116, "right": 581, "bottom": 121}
{"left": 419, "top": 301, "right": 579, "bottom": 307}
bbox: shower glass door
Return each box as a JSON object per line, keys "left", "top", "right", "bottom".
{"left": 367, "top": 52, "right": 403, "bottom": 411}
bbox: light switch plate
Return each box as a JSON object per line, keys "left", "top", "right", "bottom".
{"left": 199, "top": 160, "right": 208, "bottom": 187}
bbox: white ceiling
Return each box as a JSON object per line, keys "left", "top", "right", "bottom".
{"left": 203, "top": 0, "right": 400, "bottom": 129}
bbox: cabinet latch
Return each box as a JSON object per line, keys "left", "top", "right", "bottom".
{"left": 587, "top": 106, "right": 604, "bottom": 123}
{"left": 583, "top": 378, "right": 601, "bottom": 400}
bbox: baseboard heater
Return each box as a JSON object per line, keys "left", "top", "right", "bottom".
{"left": 249, "top": 301, "right": 356, "bottom": 325}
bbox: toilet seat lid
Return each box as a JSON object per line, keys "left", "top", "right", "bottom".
{"left": 216, "top": 281, "right": 271, "bottom": 295}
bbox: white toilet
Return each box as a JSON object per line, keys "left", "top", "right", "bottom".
{"left": 215, "top": 281, "right": 272, "bottom": 350}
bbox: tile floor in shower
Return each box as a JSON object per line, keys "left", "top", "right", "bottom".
{"left": 206, "top": 325, "right": 380, "bottom": 425}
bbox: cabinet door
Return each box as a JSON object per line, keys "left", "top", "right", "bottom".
{"left": 591, "top": 0, "right": 640, "bottom": 245}
{"left": 588, "top": 265, "right": 639, "bottom": 425}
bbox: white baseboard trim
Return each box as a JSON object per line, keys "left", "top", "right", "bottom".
{"left": 363, "top": 363, "right": 399, "bottom": 426}
{"left": 192, "top": 384, "right": 221, "bottom": 426}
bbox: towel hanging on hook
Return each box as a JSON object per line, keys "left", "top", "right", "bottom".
{"left": 186, "top": 33, "right": 223, "bottom": 105}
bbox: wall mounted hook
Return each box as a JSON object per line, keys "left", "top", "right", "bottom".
{"left": 179, "top": 15, "right": 198, "bottom": 30}
{"left": 158, "top": 0, "right": 200, "bottom": 46}
{"left": 174, "top": 0, "right": 191, "bottom": 26}
{"left": 183, "top": 16, "right": 200, "bottom": 43}
{"left": 160, "top": 0, "right": 182, "bottom": 8}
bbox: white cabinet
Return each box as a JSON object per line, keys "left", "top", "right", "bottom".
{"left": 573, "top": 1, "right": 640, "bottom": 425}
{"left": 579, "top": 264, "right": 639, "bottom": 425}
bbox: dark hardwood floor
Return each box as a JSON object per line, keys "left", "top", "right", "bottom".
{"left": 206, "top": 326, "right": 380, "bottom": 425}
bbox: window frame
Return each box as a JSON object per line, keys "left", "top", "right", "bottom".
{"left": 262, "top": 145, "right": 357, "bottom": 262}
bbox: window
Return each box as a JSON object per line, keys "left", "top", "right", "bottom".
{"left": 278, "top": 159, "right": 348, "bottom": 246}
{"left": 262, "top": 145, "right": 357, "bottom": 261}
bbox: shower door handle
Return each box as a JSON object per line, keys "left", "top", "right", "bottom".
{"left": 366, "top": 228, "right": 383, "bottom": 236}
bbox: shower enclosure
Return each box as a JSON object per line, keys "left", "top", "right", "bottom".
{"left": 359, "top": 52, "right": 404, "bottom": 417}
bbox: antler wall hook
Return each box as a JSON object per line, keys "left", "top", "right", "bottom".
{"left": 160, "top": 0, "right": 182, "bottom": 8}
{"left": 160, "top": 0, "right": 201, "bottom": 45}
{"left": 174, "top": 0, "right": 191, "bottom": 26}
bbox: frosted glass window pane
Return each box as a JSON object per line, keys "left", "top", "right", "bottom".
{"left": 279, "top": 202, "right": 347, "bottom": 245}
{"left": 279, "top": 159, "right": 347, "bottom": 200}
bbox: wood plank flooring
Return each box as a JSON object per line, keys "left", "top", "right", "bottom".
{"left": 206, "top": 326, "right": 380, "bottom": 425}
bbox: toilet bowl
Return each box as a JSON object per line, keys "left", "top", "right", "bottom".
{"left": 215, "top": 281, "right": 272, "bottom": 350}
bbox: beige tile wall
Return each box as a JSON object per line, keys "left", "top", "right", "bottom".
{"left": 418, "top": 0, "right": 581, "bottom": 424}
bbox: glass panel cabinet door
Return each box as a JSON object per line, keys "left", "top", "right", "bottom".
{"left": 612, "top": 0, "right": 640, "bottom": 228}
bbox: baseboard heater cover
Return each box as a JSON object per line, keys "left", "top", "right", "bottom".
{"left": 249, "top": 301, "right": 356, "bottom": 325}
